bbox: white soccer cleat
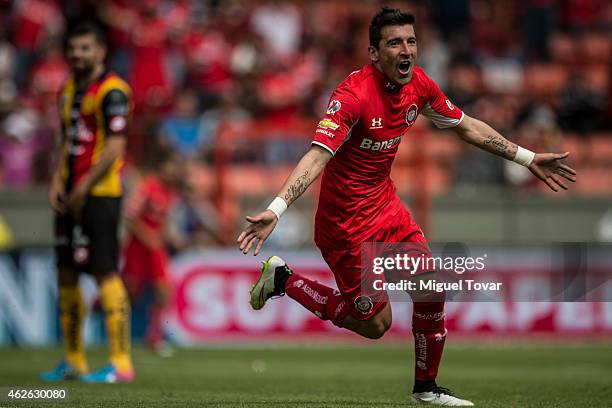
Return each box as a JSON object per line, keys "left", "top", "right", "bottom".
{"left": 411, "top": 387, "right": 474, "bottom": 406}
{"left": 249, "top": 255, "right": 292, "bottom": 310}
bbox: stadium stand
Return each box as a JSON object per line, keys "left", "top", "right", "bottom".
{"left": 0, "top": 0, "right": 609, "bottom": 243}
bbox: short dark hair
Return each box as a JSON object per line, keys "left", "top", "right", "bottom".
{"left": 67, "top": 21, "right": 107, "bottom": 46}
{"left": 369, "top": 7, "right": 415, "bottom": 48}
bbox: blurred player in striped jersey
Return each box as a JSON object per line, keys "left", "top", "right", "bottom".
{"left": 41, "top": 22, "right": 134, "bottom": 383}
{"left": 238, "top": 7, "right": 576, "bottom": 406}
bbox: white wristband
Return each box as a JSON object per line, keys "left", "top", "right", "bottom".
{"left": 266, "top": 197, "right": 287, "bottom": 220}
{"left": 513, "top": 146, "right": 535, "bottom": 167}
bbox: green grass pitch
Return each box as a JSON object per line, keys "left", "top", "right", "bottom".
{"left": 0, "top": 342, "right": 610, "bottom": 407}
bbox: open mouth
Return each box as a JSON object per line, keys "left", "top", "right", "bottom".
{"left": 398, "top": 60, "right": 412, "bottom": 75}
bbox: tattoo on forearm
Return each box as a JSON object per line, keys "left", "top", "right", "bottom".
{"left": 284, "top": 170, "right": 310, "bottom": 203}
{"left": 483, "top": 134, "right": 512, "bottom": 157}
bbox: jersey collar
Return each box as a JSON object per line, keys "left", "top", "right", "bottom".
{"left": 74, "top": 68, "right": 109, "bottom": 91}
{"left": 371, "top": 62, "right": 401, "bottom": 93}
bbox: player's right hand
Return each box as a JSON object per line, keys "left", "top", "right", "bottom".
{"left": 49, "top": 178, "right": 67, "bottom": 214}
{"left": 237, "top": 210, "right": 278, "bottom": 256}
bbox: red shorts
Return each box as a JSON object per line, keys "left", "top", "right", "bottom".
{"left": 122, "top": 237, "right": 170, "bottom": 294}
{"left": 318, "top": 210, "right": 432, "bottom": 320}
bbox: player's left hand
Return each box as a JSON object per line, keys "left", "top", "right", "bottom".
{"left": 528, "top": 152, "right": 577, "bottom": 192}
{"left": 66, "top": 182, "right": 89, "bottom": 219}
{"left": 237, "top": 210, "right": 278, "bottom": 256}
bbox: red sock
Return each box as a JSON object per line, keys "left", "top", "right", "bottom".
{"left": 412, "top": 301, "right": 447, "bottom": 381}
{"left": 146, "top": 304, "right": 163, "bottom": 346}
{"left": 285, "top": 274, "right": 349, "bottom": 327}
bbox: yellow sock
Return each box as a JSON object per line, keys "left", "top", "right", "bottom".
{"left": 99, "top": 276, "right": 133, "bottom": 373}
{"left": 58, "top": 286, "right": 88, "bottom": 373}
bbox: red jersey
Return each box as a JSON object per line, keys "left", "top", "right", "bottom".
{"left": 125, "top": 176, "right": 176, "bottom": 235}
{"left": 312, "top": 64, "right": 463, "bottom": 249}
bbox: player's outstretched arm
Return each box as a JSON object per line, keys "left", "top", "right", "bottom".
{"left": 452, "top": 115, "right": 577, "bottom": 192}
{"left": 237, "top": 145, "right": 332, "bottom": 255}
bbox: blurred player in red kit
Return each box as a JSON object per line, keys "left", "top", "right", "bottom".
{"left": 238, "top": 8, "right": 577, "bottom": 406}
{"left": 122, "top": 150, "right": 182, "bottom": 355}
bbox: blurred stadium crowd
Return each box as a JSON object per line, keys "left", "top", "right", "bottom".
{"left": 0, "top": 0, "right": 610, "bottom": 242}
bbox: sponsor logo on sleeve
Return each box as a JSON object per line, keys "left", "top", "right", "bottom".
{"left": 405, "top": 104, "right": 418, "bottom": 126}
{"left": 326, "top": 100, "right": 341, "bottom": 114}
{"left": 445, "top": 99, "right": 454, "bottom": 110}
{"left": 318, "top": 118, "right": 340, "bottom": 130}
{"left": 315, "top": 128, "right": 335, "bottom": 139}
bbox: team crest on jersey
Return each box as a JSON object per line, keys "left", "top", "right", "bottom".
{"left": 318, "top": 118, "right": 340, "bottom": 130}
{"left": 354, "top": 296, "right": 374, "bottom": 315}
{"left": 405, "top": 104, "right": 418, "bottom": 126}
{"left": 326, "top": 100, "right": 341, "bottom": 115}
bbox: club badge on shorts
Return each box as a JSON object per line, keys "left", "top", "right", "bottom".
{"left": 354, "top": 295, "right": 374, "bottom": 315}
{"left": 405, "top": 104, "right": 418, "bottom": 126}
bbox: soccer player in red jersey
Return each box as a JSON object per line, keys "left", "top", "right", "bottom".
{"left": 122, "top": 151, "right": 181, "bottom": 356}
{"left": 238, "top": 8, "right": 576, "bottom": 406}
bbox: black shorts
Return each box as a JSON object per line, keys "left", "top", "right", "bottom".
{"left": 55, "top": 196, "right": 121, "bottom": 274}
